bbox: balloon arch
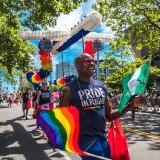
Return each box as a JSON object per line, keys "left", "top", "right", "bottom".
{"left": 19, "top": 11, "right": 114, "bottom": 87}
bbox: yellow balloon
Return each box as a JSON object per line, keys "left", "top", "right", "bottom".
{"left": 42, "top": 63, "right": 50, "bottom": 70}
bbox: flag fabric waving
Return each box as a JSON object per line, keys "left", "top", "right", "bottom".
{"left": 38, "top": 102, "right": 53, "bottom": 111}
{"left": 37, "top": 106, "right": 88, "bottom": 156}
{"left": 118, "top": 61, "right": 151, "bottom": 112}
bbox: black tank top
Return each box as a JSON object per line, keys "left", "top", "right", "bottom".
{"left": 39, "top": 89, "right": 50, "bottom": 105}
{"left": 68, "top": 79, "right": 107, "bottom": 143}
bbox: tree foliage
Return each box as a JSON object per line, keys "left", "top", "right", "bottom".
{"left": 50, "top": 84, "right": 65, "bottom": 92}
{"left": 0, "top": 0, "right": 88, "bottom": 82}
{"left": 18, "top": 81, "right": 33, "bottom": 93}
{"left": 93, "top": 0, "right": 160, "bottom": 54}
{"left": 0, "top": 12, "right": 36, "bottom": 82}
{"left": 102, "top": 58, "right": 160, "bottom": 92}
{"left": 94, "top": 0, "right": 160, "bottom": 91}
{"left": 1, "top": 0, "right": 88, "bottom": 30}
{"left": 100, "top": 41, "right": 133, "bottom": 72}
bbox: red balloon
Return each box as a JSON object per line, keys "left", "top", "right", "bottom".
{"left": 39, "top": 50, "right": 50, "bottom": 57}
{"left": 84, "top": 41, "right": 96, "bottom": 57}
{"left": 33, "top": 73, "right": 43, "bottom": 81}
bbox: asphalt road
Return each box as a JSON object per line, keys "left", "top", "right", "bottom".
{"left": 0, "top": 102, "right": 160, "bottom": 160}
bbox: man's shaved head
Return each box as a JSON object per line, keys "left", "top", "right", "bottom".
{"left": 74, "top": 53, "right": 92, "bottom": 65}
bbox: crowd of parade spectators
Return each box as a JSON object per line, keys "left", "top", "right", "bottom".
{"left": 1, "top": 87, "right": 159, "bottom": 113}
{"left": 108, "top": 88, "right": 160, "bottom": 111}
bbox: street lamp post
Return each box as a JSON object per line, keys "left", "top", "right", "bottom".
{"left": 62, "top": 52, "right": 64, "bottom": 77}
{"left": 97, "top": 51, "right": 100, "bottom": 80}
{"left": 92, "top": 39, "right": 104, "bottom": 80}
{"left": 50, "top": 72, "right": 52, "bottom": 86}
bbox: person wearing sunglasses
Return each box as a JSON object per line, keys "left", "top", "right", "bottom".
{"left": 36, "top": 81, "right": 51, "bottom": 139}
{"left": 59, "top": 53, "right": 144, "bottom": 159}
{"left": 36, "top": 81, "right": 51, "bottom": 111}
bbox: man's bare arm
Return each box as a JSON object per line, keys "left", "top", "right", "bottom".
{"left": 105, "top": 93, "right": 131, "bottom": 121}
{"left": 36, "top": 90, "right": 41, "bottom": 105}
{"left": 105, "top": 88, "right": 144, "bottom": 121}
{"left": 59, "top": 86, "right": 72, "bottom": 107}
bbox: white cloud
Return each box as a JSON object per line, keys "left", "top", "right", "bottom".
{"left": 100, "top": 23, "right": 113, "bottom": 34}
{"left": 47, "top": 0, "right": 97, "bottom": 31}
{"left": 47, "top": 0, "right": 113, "bottom": 37}
{"left": 35, "top": 0, "right": 113, "bottom": 80}
{"left": 48, "top": 8, "right": 82, "bottom": 31}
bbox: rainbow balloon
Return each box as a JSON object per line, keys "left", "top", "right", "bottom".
{"left": 26, "top": 38, "right": 52, "bottom": 85}
{"left": 54, "top": 75, "right": 78, "bottom": 86}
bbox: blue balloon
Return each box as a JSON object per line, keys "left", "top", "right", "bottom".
{"left": 38, "top": 69, "right": 51, "bottom": 78}
{"left": 26, "top": 71, "right": 34, "bottom": 82}
{"left": 53, "top": 80, "right": 57, "bottom": 85}
{"left": 33, "top": 83, "right": 40, "bottom": 89}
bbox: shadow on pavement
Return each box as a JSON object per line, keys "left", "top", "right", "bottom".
{"left": 0, "top": 116, "right": 67, "bottom": 159}
{"left": 120, "top": 112, "right": 160, "bottom": 151}
{"left": 0, "top": 106, "right": 13, "bottom": 109}
{"left": 1, "top": 157, "right": 14, "bottom": 160}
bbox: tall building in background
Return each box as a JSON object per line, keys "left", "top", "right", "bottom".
{"left": 132, "top": 44, "right": 160, "bottom": 68}
{"left": 19, "top": 74, "right": 28, "bottom": 87}
{"left": 0, "top": 68, "right": 19, "bottom": 93}
{"left": 56, "top": 62, "right": 77, "bottom": 79}
{"left": 0, "top": 79, "right": 19, "bottom": 93}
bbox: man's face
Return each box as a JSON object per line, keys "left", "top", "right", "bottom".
{"left": 76, "top": 54, "right": 97, "bottom": 76}
{"left": 42, "top": 83, "right": 48, "bottom": 89}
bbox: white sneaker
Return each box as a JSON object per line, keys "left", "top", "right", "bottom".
{"left": 26, "top": 116, "right": 31, "bottom": 120}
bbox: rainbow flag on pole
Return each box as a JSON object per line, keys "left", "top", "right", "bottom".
{"left": 37, "top": 107, "right": 88, "bottom": 156}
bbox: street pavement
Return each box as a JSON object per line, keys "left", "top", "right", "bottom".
{"left": 0, "top": 102, "right": 160, "bottom": 160}
{"left": 0, "top": 102, "right": 80, "bottom": 160}
{"left": 121, "top": 109, "right": 160, "bottom": 160}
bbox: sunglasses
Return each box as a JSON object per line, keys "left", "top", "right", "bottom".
{"left": 42, "top": 83, "right": 47, "bottom": 85}
{"left": 78, "top": 59, "right": 97, "bottom": 65}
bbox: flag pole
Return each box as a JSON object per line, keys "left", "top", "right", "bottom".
{"left": 83, "top": 152, "right": 110, "bottom": 160}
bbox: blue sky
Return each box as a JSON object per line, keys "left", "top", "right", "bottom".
{"left": 30, "top": 0, "right": 113, "bottom": 80}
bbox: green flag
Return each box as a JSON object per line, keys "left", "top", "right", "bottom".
{"left": 118, "top": 61, "right": 151, "bottom": 112}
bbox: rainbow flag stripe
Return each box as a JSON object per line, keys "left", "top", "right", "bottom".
{"left": 37, "top": 107, "right": 88, "bottom": 156}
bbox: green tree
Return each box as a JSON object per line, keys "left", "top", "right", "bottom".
{"left": 18, "top": 82, "right": 33, "bottom": 93}
{"left": 1, "top": 0, "right": 88, "bottom": 30}
{"left": 0, "top": 13, "right": 36, "bottom": 81}
{"left": 50, "top": 84, "right": 65, "bottom": 92}
{"left": 100, "top": 42, "right": 133, "bottom": 73}
{"left": 102, "top": 58, "right": 160, "bottom": 92}
{"left": 0, "top": 0, "right": 88, "bottom": 82}
{"left": 93, "top": 0, "right": 160, "bottom": 55}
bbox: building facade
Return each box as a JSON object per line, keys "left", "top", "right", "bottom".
{"left": 132, "top": 44, "right": 160, "bottom": 68}
{"left": 19, "top": 74, "right": 28, "bottom": 87}
{"left": 56, "top": 62, "right": 77, "bottom": 79}
{"left": 0, "top": 69, "right": 19, "bottom": 93}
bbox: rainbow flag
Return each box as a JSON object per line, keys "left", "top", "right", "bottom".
{"left": 37, "top": 106, "right": 88, "bottom": 156}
